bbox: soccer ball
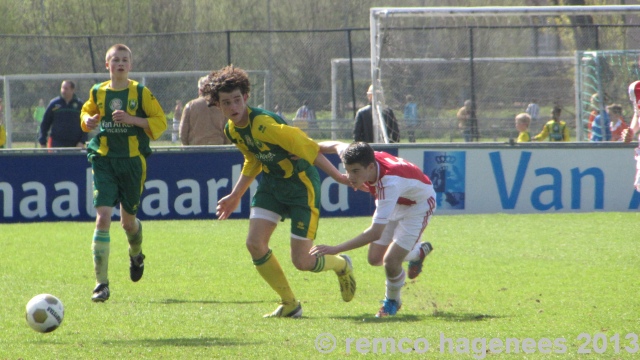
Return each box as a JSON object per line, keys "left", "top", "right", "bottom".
{"left": 25, "top": 294, "right": 64, "bottom": 333}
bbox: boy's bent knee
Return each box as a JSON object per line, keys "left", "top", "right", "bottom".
{"left": 291, "top": 256, "right": 314, "bottom": 271}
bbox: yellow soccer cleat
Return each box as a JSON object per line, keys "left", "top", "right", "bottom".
{"left": 263, "top": 300, "right": 302, "bottom": 318}
{"left": 336, "top": 254, "right": 356, "bottom": 302}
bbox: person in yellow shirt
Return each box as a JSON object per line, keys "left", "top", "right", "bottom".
{"left": 201, "top": 65, "right": 356, "bottom": 318}
{"left": 515, "top": 113, "right": 532, "bottom": 143}
{"left": 80, "top": 44, "right": 167, "bottom": 302}
{"left": 533, "top": 105, "right": 570, "bottom": 141}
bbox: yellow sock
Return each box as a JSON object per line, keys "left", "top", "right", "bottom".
{"left": 312, "top": 254, "right": 347, "bottom": 273}
{"left": 92, "top": 230, "right": 110, "bottom": 284}
{"left": 126, "top": 219, "right": 143, "bottom": 257}
{"left": 253, "top": 250, "right": 296, "bottom": 304}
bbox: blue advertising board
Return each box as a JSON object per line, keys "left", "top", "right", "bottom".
{"left": 0, "top": 143, "right": 638, "bottom": 223}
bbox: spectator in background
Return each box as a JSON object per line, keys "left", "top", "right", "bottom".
{"left": 456, "top": 99, "right": 473, "bottom": 142}
{"left": 274, "top": 103, "right": 287, "bottom": 123}
{"left": 38, "top": 80, "right": 86, "bottom": 148}
{"left": 608, "top": 104, "right": 628, "bottom": 142}
{"left": 533, "top": 105, "right": 570, "bottom": 141}
{"left": 588, "top": 92, "right": 606, "bottom": 140}
{"left": 180, "top": 76, "right": 230, "bottom": 146}
{"left": 172, "top": 99, "right": 183, "bottom": 143}
{"left": 525, "top": 99, "right": 540, "bottom": 124}
{"left": 515, "top": 112, "right": 532, "bottom": 143}
{"left": 354, "top": 85, "right": 400, "bottom": 143}
{"left": 293, "top": 100, "right": 316, "bottom": 131}
{"left": 403, "top": 94, "right": 418, "bottom": 143}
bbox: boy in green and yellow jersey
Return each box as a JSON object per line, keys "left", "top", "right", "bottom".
{"left": 81, "top": 44, "right": 167, "bottom": 302}
{"left": 201, "top": 65, "right": 356, "bottom": 318}
{"left": 533, "top": 105, "right": 570, "bottom": 141}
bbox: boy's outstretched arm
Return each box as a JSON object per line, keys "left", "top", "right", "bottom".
{"left": 309, "top": 223, "right": 386, "bottom": 256}
{"left": 318, "top": 140, "right": 349, "bottom": 155}
{"left": 313, "top": 153, "right": 349, "bottom": 187}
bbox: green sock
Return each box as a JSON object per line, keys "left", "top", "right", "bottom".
{"left": 92, "top": 230, "right": 110, "bottom": 285}
{"left": 126, "top": 219, "right": 143, "bottom": 257}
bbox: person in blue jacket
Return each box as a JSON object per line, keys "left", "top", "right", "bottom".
{"left": 38, "top": 80, "right": 87, "bottom": 148}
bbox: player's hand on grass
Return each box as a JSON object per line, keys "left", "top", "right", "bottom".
{"left": 309, "top": 244, "right": 339, "bottom": 256}
{"left": 216, "top": 194, "right": 240, "bottom": 220}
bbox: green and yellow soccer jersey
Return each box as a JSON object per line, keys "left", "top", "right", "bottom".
{"left": 534, "top": 120, "right": 569, "bottom": 142}
{"left": 517, "top": 131, "right": 531, "bottom": 143}
{"left": 81, "top": 80, "right": 166, "bottom": 158}
{"left": 225, "top": 107, "right": 320, "bottom": 179}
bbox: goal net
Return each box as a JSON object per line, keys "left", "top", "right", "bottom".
{"left": 369, "top": 5, "right": 640, "bottom": 143}
{"left": 577, "top": 50, "right": 640, "bottom": 141}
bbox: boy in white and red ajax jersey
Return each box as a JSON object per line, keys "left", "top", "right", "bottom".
{"left": 624, "top": 81, "right": 640, "bottom": 191}
{"left": 310, "top": 141, "right": 436, "bottom": 317}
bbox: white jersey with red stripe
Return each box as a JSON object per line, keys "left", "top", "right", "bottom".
{"left": 364, "top": 151, "right": 436, "bottom": 225}
{"left": 628, "top": 81, "right": 640, "bottom": 190}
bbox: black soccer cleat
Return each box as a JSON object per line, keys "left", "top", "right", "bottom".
{"left": 129, "top": 253, "right": 145, "bottom": 282}
{"left": 91, "top": 283, "right": 110, "bottom": 302}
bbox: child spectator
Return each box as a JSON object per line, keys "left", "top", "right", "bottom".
{"left": 515, "top": 113, "right": 532, "bottom": 142}
{"left": 608, "top": 104, "right": 628, "bottom": 141}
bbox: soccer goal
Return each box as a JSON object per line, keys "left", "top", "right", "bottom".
{"left": 369, "top": 5, "right": 640, "bottom": 143}
{"left": 577, "top": 50, "right": 640, "bottom": 141}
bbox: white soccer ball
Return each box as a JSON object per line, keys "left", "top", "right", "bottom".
{"left": 25, "top": 294, "right": 64, "bottom": 333}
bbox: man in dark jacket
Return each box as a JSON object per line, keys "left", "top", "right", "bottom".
{"left": 38, "top": 80, "right": 87, "bottom": 148}
{"left": 353, "top": 85, "right": 399, "bottom": 143}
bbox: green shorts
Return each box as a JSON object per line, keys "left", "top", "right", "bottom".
{"left": 252, "top": 167, "right": 321, "bottom": 239}
{"left": 91, "top": 155, "right": 146, "bottom": 215}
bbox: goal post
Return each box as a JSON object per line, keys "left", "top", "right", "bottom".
{"left": 369, "top": 5, "right": 640, "bottom": 143}
{"left": 576, "top": 50, "right": 640, "bottom": 141}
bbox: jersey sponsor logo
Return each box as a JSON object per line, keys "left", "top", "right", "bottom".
{"left": 255, "top": 152, "right": 276, "bottom": 163}
{"left": 244, "top": 135, "right": 254, "bottom": 147}
{"left": 109, "top": 98, "right": 123, "bottom": 112}
{"left": 296, "top": 221, "right": 306, "bottom": 230}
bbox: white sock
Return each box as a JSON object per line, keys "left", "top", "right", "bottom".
{"left": 385, "top": 269, "right": 406, "bottom": 301}
{"left": 403, "top": 242, "right": 422, "bottom": 262}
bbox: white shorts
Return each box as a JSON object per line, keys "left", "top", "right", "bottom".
{"left": 372, "top": 205, "right": 434, "bottom": 251}
{"left": 249, "top": 207, "right": 309, "bottom": 240}
{"left": 635, "top": 148, "right": 640, "bottom": 191}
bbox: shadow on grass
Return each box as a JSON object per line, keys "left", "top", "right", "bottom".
{"left": 329, "top": 314, "right": 426, "bottom": 323}
{"left": 329, "top": 312, "right": 500, "bottom": 323}
{"left": 431, "top": 311, "right": 500, "bottom": 322}
{"left": 104, "top": 337, "right": 259, "bottom": 347}
{"left": 151, "top": 299, "right": 267, "bottom": 305}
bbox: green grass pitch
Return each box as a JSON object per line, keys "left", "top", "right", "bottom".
{"left": 1, "top": 213, "right": 639, "bottom": 359}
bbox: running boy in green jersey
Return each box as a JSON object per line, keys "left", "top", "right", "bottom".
{"left": 81, "top": 44, "right": 167, "bottom": 302}
{"left": 201, "top": 65, "right": 356, "bottom": 318}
